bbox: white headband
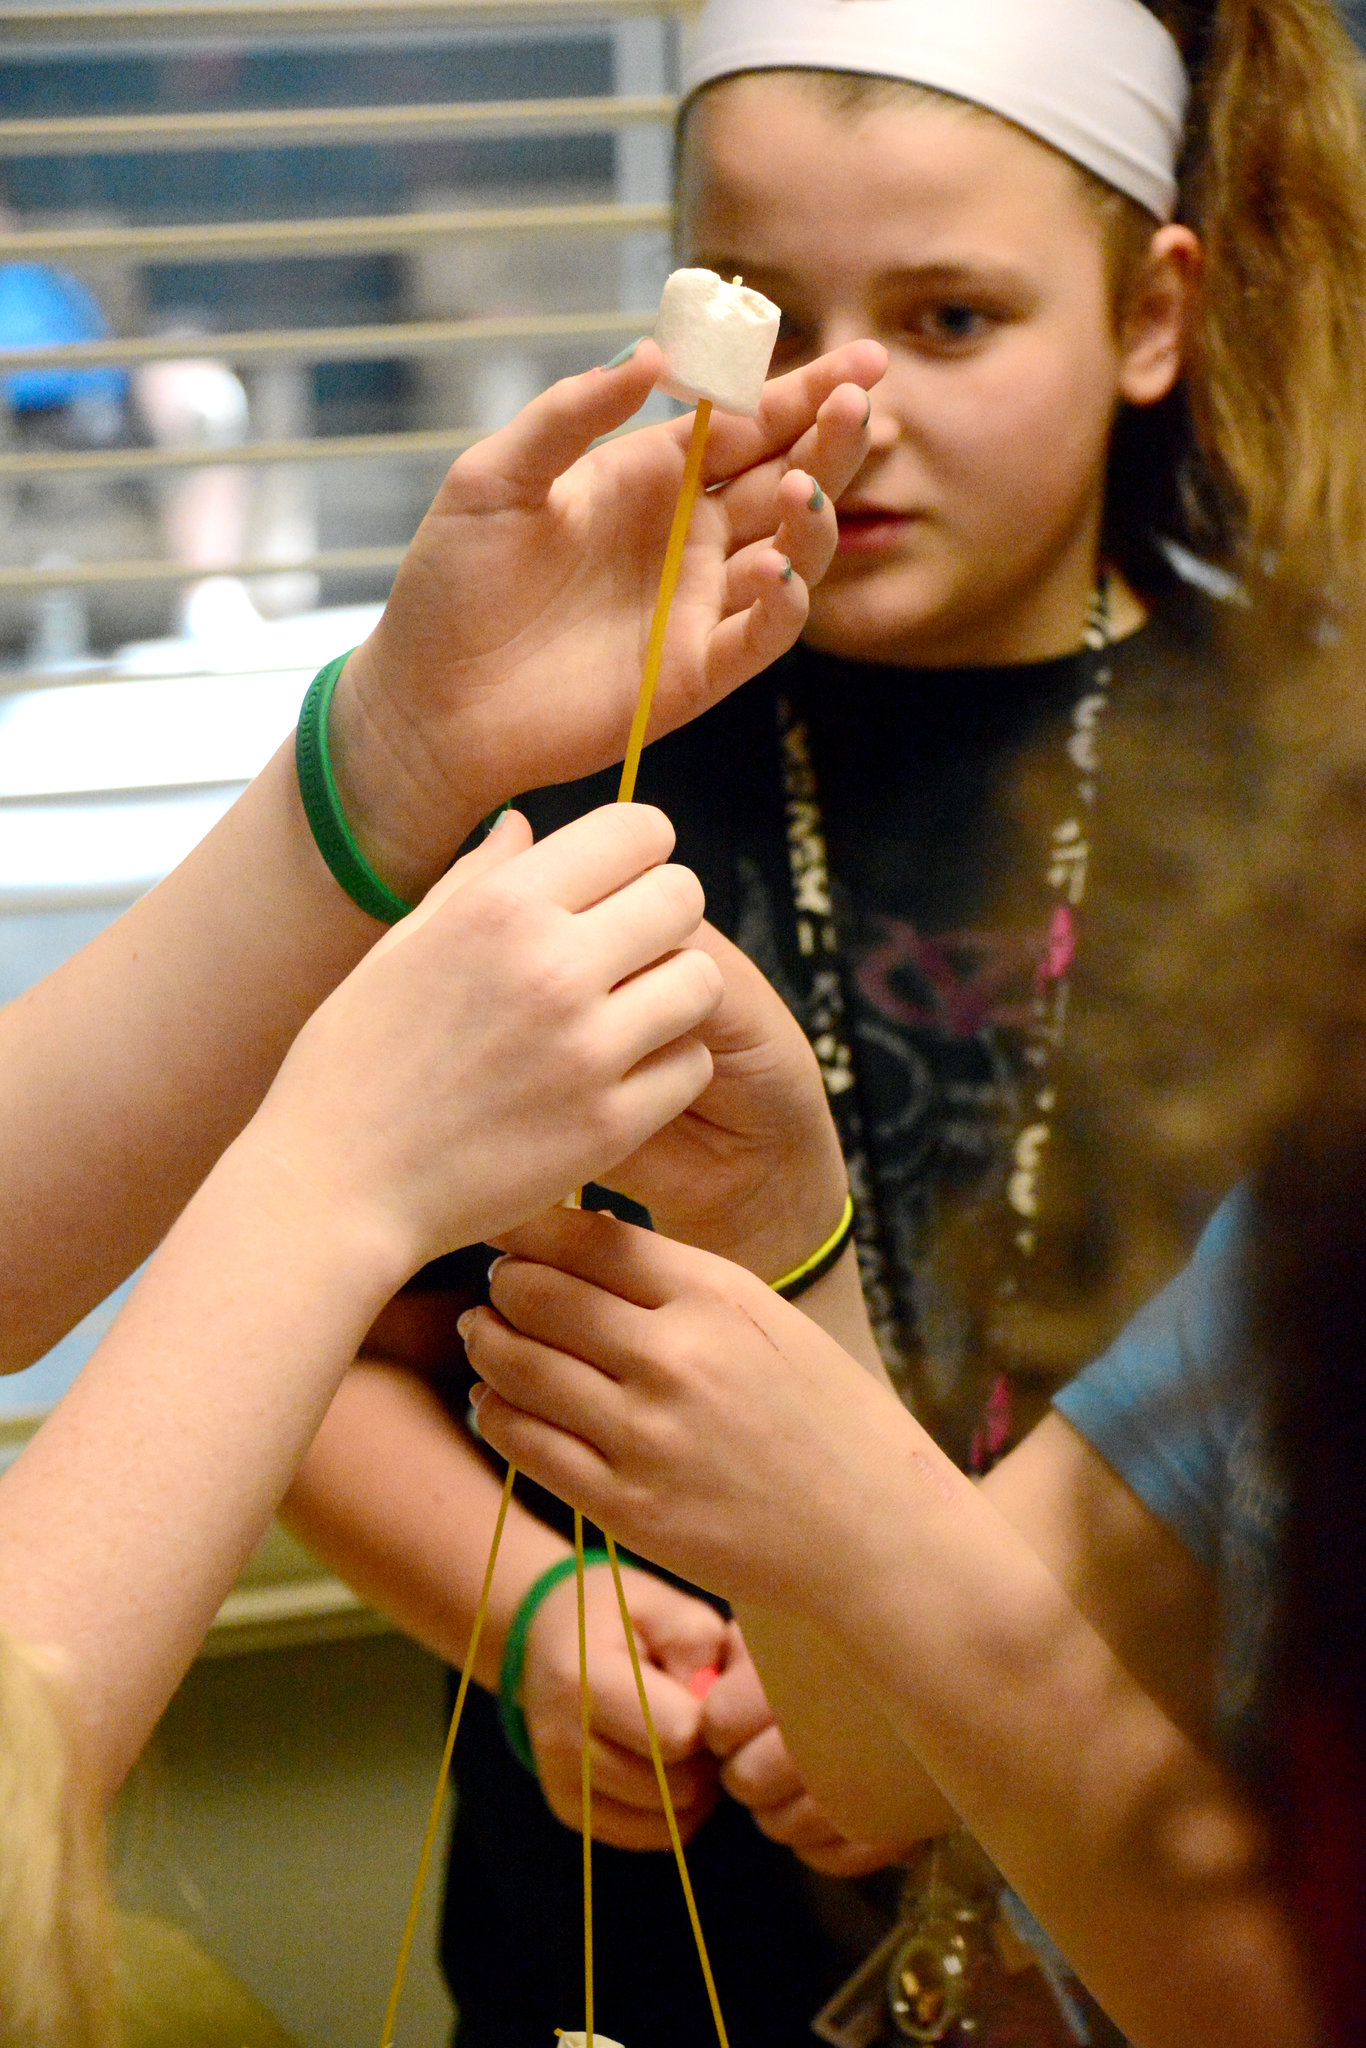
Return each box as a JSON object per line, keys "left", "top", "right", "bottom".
{"left": 681, "top": 0, "right": 1189, "bottom": 221}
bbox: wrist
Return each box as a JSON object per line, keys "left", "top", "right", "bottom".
{"left": 499, "top": 1548, "right": 614, "bottom": 1770}
{"left": 199, "top": 1127, "right": 417, "bottom": 1346}
{"left": 656, "top": 1155, "right": 850, "bottom": 1287}
{"left": 226, "top": 1107, "right": 421, "bottom": 1317}
{"left": 325, "top": 640, "right": 485, "bottom": 907}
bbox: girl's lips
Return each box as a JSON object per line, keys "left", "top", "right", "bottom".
{"left": 835, "top": 508, "right": 916, "bottom": 555}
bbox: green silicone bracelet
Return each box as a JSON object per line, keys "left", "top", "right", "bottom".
{"left": 498, "top": 1548, "right": 613, "bottom": 1772}
{"left": 295, "top": 651, "right": 415, "bottom": 925}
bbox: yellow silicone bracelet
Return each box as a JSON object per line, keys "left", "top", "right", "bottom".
{"left": 770, "top": 1192, "right": 856, "bottom": 1300}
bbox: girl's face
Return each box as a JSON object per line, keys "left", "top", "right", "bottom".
{"left": 680, "top": 77, "right": 1189, "bottom": 668}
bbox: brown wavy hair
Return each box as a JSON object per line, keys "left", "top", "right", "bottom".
{"left": 0, "top": 1633, "right": 114, "bottom": 2048}
{"left": 1121, "top": 0, "right": 1366, "bottom": 600}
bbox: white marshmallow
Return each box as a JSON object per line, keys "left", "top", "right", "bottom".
{"left": 557, "top": 2035, "right": 626, "bottom": 2047}
{"left": 653, "top": 267, "right": 781, "bottom": 417}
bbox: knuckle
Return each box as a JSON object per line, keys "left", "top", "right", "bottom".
{"left": 651, "top": 860, "right": 705, "bottom": 929}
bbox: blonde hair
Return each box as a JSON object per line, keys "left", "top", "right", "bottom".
{"left": 681, "top": 0, "right": 1366, "bottom": 602}
{"left": 0, "top": 1633, "right": 115, "bottom": 2048}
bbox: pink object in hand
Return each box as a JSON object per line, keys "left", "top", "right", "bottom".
{"left": 688, "top": 1665, "right": 722, "bottom": 1702}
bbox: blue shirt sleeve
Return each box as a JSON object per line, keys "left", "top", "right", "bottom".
{"left": 1054, "top": 1191, "right": 1251, "bottom": 1574}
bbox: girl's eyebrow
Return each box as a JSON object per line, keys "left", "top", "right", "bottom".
{"left": 684, "top": 254, "right": 1033, "bottom": 297}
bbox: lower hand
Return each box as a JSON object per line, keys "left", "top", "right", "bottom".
{"left": 464, "top": 1207, "right": 908, "bottom": 1610}
{"left": 521, "top": 1560, "right": 727, "bottom": 1850}
{"left": 703, "top": 1626, "right": 905, "bottom": 1878}
{"left": 251, "top": 805, "right": 722, "bottom": 1281}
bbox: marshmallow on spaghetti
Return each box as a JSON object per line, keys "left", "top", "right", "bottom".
{"left": 653, "top": 267, "right": 781, "bottom": 416}
{"left": 558, "top": 2035, "right": 626, "bottom": 2047}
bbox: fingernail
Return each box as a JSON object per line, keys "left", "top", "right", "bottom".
{"left": 808, "top": 483, "right": 825, "bottom": 513}
{"left": 487, "top": 1255, "right": 507, "bottom": 1286}
{"left": 781, "top": 556, "right": 794, "bottom": 582}
{"left": 457, "top": 1309, "right": 477, "bottom": 1345}
{"left": 602, "top": 338, "right": 645, "bottom": 370}
{"left": 482, "top": 803, "right": 512, "bottom": 837}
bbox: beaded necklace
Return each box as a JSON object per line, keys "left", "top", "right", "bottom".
{"left": 776, "top": 581, "right": 1115, "bottom": 1470}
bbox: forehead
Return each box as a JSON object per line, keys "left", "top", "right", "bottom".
{"left": 678, "top": 74, "right": 1103, "bottom": 276}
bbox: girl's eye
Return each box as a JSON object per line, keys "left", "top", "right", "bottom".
{"left": 915, "top": 302, "right": 998, "bottom": 350}
{"left": 768, "top": 307, "right": 818, "bottom": 365}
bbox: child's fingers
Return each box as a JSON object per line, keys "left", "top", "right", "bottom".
{"left": 698, "top": 344, "right": 885, "bottom": 485}
{"left": 719, "top": 1725, "right": 806, "bottom": 1813}
{"left": 771, "top": 465, "right": 840, "bottom": 588}
{"left": 477, "top": 1257, "right": 646, "bottom": 1390}
{"left": 446, "top": 340, "right": 666, "bottom": 508}
{"left": 599, "top": 951, "right": 724, "bottom": 1073}
{"left": 575, "top": 860, "right": 708, "bottom": 988}
{"left": 609, "top": 1034, "right": 715, "bottom": 1158}
{"left": 705, "top": 565, "right": 811, "bottom": 698}
{"left": 489, "top": 1205, "right": 721, "bottom": 1310}
{"left": 507, "top": 802, "right": 677, "bottom": 913}
{"left": 709, "top": 377, "right": 878, "bottom": 542}
{"left": 584, "top": 1737, "right": 715, "bottom": 1811}
{"left": 370, "top": 806, "right": 531, "bottom": 950}
{"left": 468, "top": 1382, "right": 614, "bottom": 1516}
{"left": 700, "top": 1650, "right": 773, "bottom": 1759}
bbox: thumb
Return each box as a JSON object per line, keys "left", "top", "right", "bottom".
{"left": 445, "top": 342, "right": 665, "bottom": 507}
{"left": 370, "top": 806, "right": 531, "bottom": 954}
{"left": 701, "top": 1637, "right": 774, "bottom": 1759}
{"left": 625, "top": 1571, "right": 730, "bottom": 1687}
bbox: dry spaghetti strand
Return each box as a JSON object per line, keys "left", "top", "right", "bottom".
{"left": 379, "top": 1462, "right": 517, "bottom": 2048}
{"left": 616, "top": 399, "right": 713, "bottom": 803}
{"left": 605, "top": 1533, "right": 732, "bottom": 2048}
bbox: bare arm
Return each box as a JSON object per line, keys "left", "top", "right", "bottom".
{"left": 732, "top": 1400, "right": 1220, "bottom": 1850}
{"left": 0, "top": 343, "right": 881, "bottom": 1372}
{"left": 0, "top": 803, "right": 721, "bottom": 1798}
{"left": 285, "top": 1360, "right": 567, "bottom": 1687}
{"left": 467, "top": 1213, "right": 1319, "bottom": 2048}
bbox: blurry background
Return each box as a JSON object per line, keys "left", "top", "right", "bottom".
{"left": 0, "top": 5, "right": 682, "bottom": 2041}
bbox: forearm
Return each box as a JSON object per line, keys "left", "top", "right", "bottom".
{"left": 729, "top": 1246, "right": 938, "bottom": 1840}
{"left": 735, "top": 1604, "right": 957, "bottom": 1848}
{"left": 0, "top": 736, "right": 481, "bottom": 1369}
{"left": 0, "top": 1135, "right": 412, "bottom": 1800}
{"left": 284, "top": 1363, "right": 570, "bottom": 1688}
{"left": 799, "top": 1414, "right": 1316, "bottom": 2048}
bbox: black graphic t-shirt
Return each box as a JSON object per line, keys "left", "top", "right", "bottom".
{"left": 436, "top": 598, "right": 1211, "bottom": 2048}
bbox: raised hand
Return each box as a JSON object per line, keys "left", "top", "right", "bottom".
{"left": 328, "top": 338, "right": 886, "bottom": 900}
{"left": 519, "top": 1560, "right": 726, "bottom": 1849}
{"left": 253, "top": 805, "right": 722, "bottom": 1276}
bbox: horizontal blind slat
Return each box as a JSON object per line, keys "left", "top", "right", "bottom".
{"left": 0, "top": 0, "right": 680, "bottom": 44}
{"left": 0, "top": 199, "right": 672, "bottom": 265}
{"left": 0, "top": 425, "right": 486, "bottom": 480}
{"left": 0, "top": 544, "right": 407, "bottom": 591}
{"left": 0, "top": 307, "right": 651, "bottom": 376}
{"left": 0, "top": 95, "right": 676, "bottom": 158}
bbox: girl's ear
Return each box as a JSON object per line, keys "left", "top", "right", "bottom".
{"left": 1117, "top": 224, "right": 1203, "bottom": 407}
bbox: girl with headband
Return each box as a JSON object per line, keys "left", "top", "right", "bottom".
{"left": 284, "top": 1, "right": 1366, "bottom": 2044}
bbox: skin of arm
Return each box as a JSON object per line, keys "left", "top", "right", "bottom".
{"left": 0, "top": 338, "right": 883, "bottom": 1373}
{"left": 0, "top": 801, "right": 724, "bottom": 1800}
{"left": 465, "top": 1212, "right": 1320, "bottom": 2048}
